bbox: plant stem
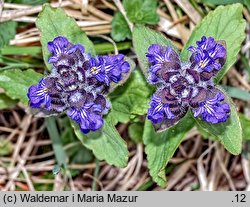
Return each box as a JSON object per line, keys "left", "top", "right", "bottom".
{"left": 45, "top": 117, "right": 68, "bottom": 169}
{"left": 91, "top": 159, "right": 100, "bottom": 191}
{"left": 0, "top": 42, "right": 132, "bottom": 56}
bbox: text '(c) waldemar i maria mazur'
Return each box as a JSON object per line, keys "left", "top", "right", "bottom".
{"left": 19, "top": 193, "right": 138, "bottom": 203}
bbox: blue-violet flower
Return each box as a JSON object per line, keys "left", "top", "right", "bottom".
{"left": 28, "top": 78, "right": 51, "bottom": 110}
{"left": 27, "top": 36, "right": 130, "bottom": 133}
{"left": 146, "top": 36, "right": 230, "bottom": 132}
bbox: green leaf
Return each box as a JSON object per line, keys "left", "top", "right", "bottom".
{"left": 36, "top": 4, "right": 95, "bottom": 70}
{"left": 143, "top": 113, "right": 195, "bottom": 187}
{"left": 124, "top": 0, "right": 159, "bottom": 24}
{"left": 0, "top": 137, "right": 13, "bottom": 156}
{"left": 239, "top": 114, "right": 250, "bottom": 140}
{"left": 128, "top": 122, "right": 144, "bottom": 143}
{"left": 195, "top": 91, "right": 242, "bottom": 155}
{"left": 0, "top": 42, "right": 132, "bottom": 56}
{"left": 71, "top": 116, "right": 129, "bottom": 168}
{"left": 243, "top": 0, "right": 250, "bottom": 10}
{"left": 181, "top": 4, "right": 246, "bottom": 83}
{"left": 94, "top": 42, "right": 132, "bottom": 54}
{"left": 0, "top": 94, "right": 17, "bottom": 109}
{"left": 0, "top": 69, "right": 42, "bottom": 105}
{"left": 0, "top": 21, "right": 17, "bottom": 48}
{"left": 132, "top": 25, "right": 176, "bottom": 77}
{"left": 202, "top": 0, "right": 244, "bottom": 4}
{"left": 6, "top": 0, "right": 48, "bottom": 5}
{"left": 196, "top": 124, "right": 216, "bottom": 140}
{"left": 202, "top": 0, "right": 250, "bottom": 11}
{"left": 108, "top": 69, "right": 153, "bottom": 125}
{"left": 222, "top": 85, "right": 250, "bottom": 101}
{"left": 111, "top": 12, "right": 132, "bottom": 42}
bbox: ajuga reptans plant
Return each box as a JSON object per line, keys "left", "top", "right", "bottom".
{"left": 27, "top": 36, "right": 130, "bottom": 133}
{"left": 147, "top": 36, "right": 229, "bottom": 132}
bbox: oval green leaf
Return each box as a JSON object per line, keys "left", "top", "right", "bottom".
{"left": 108, "top": 69, "right": 153, "bottom": 125}
{"left": 0, "top": 69, "right": 42, "bottom": 105}
{"left": 36, "top": 4, "right": 95, "bottom": 70}
{"left": 71, "top": 116, "right": 129, "bottom": 168}
{"left": 132, "top": 25, "right": 177, "bottom": 77}
{"left": 143, "top": 113, "right": 195, "bottom": 187}
{"left": 195, "top": 88, "right": 242, "bottom": 155}
{"left": 181, "top": 3, "right": 246, "bottom": 83}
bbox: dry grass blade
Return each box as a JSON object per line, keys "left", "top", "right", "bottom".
{"left": 242, "top": 157, "right": 250, "bottom": 191}
{"left": 174, "top": 0, "right": 202, "bottom": 24}
{"left": 243, "top": 7, "right": 250, "bottom": 22}
{"left": 215, "top": 144, "right": 236, "bottom": 191}
{"left": 53, "top": 174, "right": 64, "bottom": 191}
{"left": 101, "top": 0, "right": 117, "bottom": 11}
{"left": 1, "top": 1, "right": 73, "bottom": 22}
{"left": 197, "top": 142, "right": 216, "bottom": 191}
{"left": 118, "top": 144, "right": 143, "bottom": 190}
{"left": 83, "top": 173, "right": 103, "bottom": 190}
{"left": 87, "top": 4, "right": 112, "bottom": 21}
{"left": 3, "top": 122, "right": 37, "bottom": 191}
{"left": 19, "top": 159, "right": 35, "bottom": 191}
{"left": 11, "top": 115, "right": 32, "bottom": 167}
{"left": 158, "top": 17, "right": 182, "bottom": 39}
{"left": 230, "top": 68, "right": 250, "bottom": 91}
{"left": 0, "top": 0, "right": 4, "bottom": 17}
{"left": 163, "top": 0, "right": 191, "bottom": 44}
{"left": 166, "top": 160, "right": 196, "bottom": 190}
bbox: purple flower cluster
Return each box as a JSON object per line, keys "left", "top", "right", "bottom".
{"left": 146, "top": 36, "right": 229, "bottom": 131}
{"left": 27, "top": 36, "right": 130, "bottom": 133}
